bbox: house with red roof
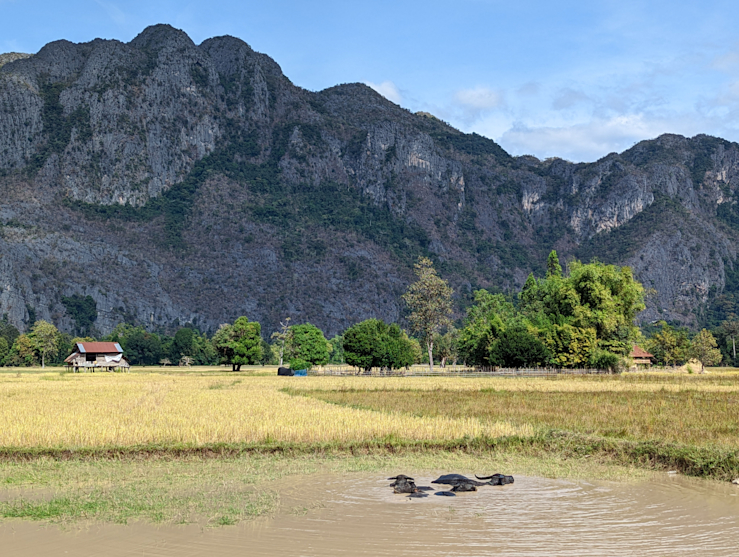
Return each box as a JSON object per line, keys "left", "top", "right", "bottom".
{"left": 629, "top": 345, "right": 654, "bottom": 368}
{"left": 64, "top": 342, "right": 130, "bottom": 372}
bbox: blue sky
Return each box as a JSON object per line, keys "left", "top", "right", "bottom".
{"left": 2, "top": 0, "right": 739, "bottom": 162}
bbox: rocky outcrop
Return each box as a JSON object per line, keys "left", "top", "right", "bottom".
{"left": 0, "top": 25, "right": 737, "bottom": 336}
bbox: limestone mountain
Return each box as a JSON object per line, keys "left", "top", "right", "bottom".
{"left": 0, "top": 24, "right": 738, "bottom": 336}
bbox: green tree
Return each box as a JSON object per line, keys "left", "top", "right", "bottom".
{"left": 721, "top": 319, "right": 739, "bottom": 363}
{"left": 433, "top": 327, "right": 459, "bottom": 367}
{"left": 106, "top": 324, "right": 164, "bottom": 365}
{"left": 519, "top": 252, "right": 644, "bottom": 366}
{"left": 542, "top": 324, "right": 597, "bottom": 368}
{"left": 566, "top": 260, "right": 645, "bottom": 355}
{"left": 690, "top": 329, "right": 723, "bottom": 372}
{"left": 10, "top": 334, "right": 38, "bottom": 366}
{"left": 259, "top": 339, "right": 275, "bottom": 365}
{"left": 127, "top": 331, "right": 164, "bottom": 365}
{"left": 171, "top": 327, "right": 195, "bottom": 361}
{"left": 0, "top": 337, "right": 9, "bottom": 365}
{"left": 230, "top": 317, "right": 263, "bottom": 370}
{"left": 588, "top": 347, "right": 622, "bottom": 372}
{"left": 212, "top": 317, "right": 263, "bottom": 371}
{"left": 546, "top": 250, "right": 562, "bottom": 278}
{"left": 30, "top": 320, "right": 60, "bottom": 368}
{"left": 408, "top": 336, "right": 423, "bottom": 364}
{"left": 519, "top": 273, "right": 541, "bottom": 312}
{"left": 287, "top": 323, "right": 329, "bottom": 370}
{"left": 191, "top": 331, "right": 219, "bottom": 365}
{"left": 490, "top": 325, "right": 551, "bottom": 368}
{"left": 402, "top": 257, "right": 453, "bottom": 372}
{"left": 343, "top": 319, "right": 415, "bottom": 372}
{"left": 458, "top": 290, "right": 512, "bottom": 366}
{"left": 212, "top": 324, "right": 235, "bottom": 367}
{"left": 327, "top": 335, "right": 345, "bottom": 364}
{"left": 645, "top": 322, "right": 691, "bottom": 366}
{"left": 54, "top": 332, "right": 74, "bottom": 365}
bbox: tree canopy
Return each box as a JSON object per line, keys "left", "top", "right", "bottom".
{"left": 644, "top": 322, "right": 691, "bottom": 366}
{"left": 213, "top": 317, "right": 262, "bottom": 371}
{"left": 402, "top": 257, "right": 453, "bottom": 372}
{"left": 287, "top": 323, "right": 329, "bottom": 370}
{"left": 29, "top": 320, "right": 59, "bottom": 368}
{"left": 343, "top": 319, "right": 416, "bottom": 372}
{"left": 459, "top": 251, "right": 645, "bottom": 370}
{"left": 690, "top": 329, "right": 723, "bottom": 372}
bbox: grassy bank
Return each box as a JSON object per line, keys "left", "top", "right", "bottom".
{"left": 0, "top": 451, "right": 659, "bottom": 526}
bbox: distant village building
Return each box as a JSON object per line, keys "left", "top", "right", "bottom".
{"left": 629, "top": 345, "right": 654, "bottom": 368}
{"left": 64, "top": 342, "right": 130, "bottom": 372}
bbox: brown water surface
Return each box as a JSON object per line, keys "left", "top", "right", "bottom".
{"left": 2, "top": 472, "right": 738, "bottom": 556}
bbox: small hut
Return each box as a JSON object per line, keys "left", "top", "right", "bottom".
{"left": 64, "top": 342, "right": 130, "bottom": 373}
{"left": 629, "top": 345, "right": 654, "bottom": 368}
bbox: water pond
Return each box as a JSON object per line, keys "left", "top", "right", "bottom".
{"left": 2, "top": 472, "right": 738, "bottom": 556}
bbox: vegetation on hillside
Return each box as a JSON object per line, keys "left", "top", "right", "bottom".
{"left": 69, "top": 125, "right": 430, "bottom": 262}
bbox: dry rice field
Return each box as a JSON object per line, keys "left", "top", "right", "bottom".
{"left": 1, "top": 370, "right": 738, "bottom": 451}
{"left": 0, "top": 373, "right": 530, "bottom": 449}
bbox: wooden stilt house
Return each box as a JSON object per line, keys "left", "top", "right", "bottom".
{"left": 629, "top": 345, "right": 654, "bottom": 369}
{"left": 64, "top": 342, "right": 130, "bottom": 372}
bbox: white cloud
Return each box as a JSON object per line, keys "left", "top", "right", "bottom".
{"left": 497, "top": 113, "right": 706, "bottom": 162}
{"left": 454, "top": 86, "right": 504, "bottom": 110}
{"left": 551, "top": 88, "right": 591, "bottom": 111}
{"left": 401, "top": 31, "right": 739, "bottom": 161}
{"left": 365, "top": 80, "right": 402, "bottom": 104}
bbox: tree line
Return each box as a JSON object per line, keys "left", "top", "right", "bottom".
{"left": 0, "top": 252, "right": 736, "bottom": 371}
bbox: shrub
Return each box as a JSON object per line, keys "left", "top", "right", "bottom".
{"left": 589, "top": 348, "right": 621, "bottom": 372}
{"left": 289, "top": 358, "right": 311, "bottom": 371}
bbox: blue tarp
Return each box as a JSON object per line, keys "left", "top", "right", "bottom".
{"left": 293, "top": 369, "right": 308, "bottom": 376}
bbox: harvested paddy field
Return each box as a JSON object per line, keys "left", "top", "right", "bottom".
{"left": 1, "top": 370, "right": 738, "bottom": 526}
{"left": 297, "top": 383, "right": 739, "bottom": 449}
{"left": 0, "top": 373, "right": 527, "bottom": 448}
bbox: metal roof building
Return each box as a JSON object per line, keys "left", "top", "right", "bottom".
{"left": 64, "top": 342, "right": 130, "bottom": 372}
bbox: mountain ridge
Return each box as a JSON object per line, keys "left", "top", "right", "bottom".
{"left": 0, "top": 24, "right": 738, "bottom": 336}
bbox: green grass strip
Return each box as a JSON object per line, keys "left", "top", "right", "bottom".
{"left": 1, "top": 432, "right": 737, "bottom": 481}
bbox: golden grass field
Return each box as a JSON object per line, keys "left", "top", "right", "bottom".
{"left": 1, "top": 368, "right": 738, "bottom": 450}
{"left": 0, "top": 372, "right": 530, "bottom": 449}
{"left": 305, "top": 385, "right": 739, "bottom": 449}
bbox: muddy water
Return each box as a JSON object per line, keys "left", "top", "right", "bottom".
{"left": 2, "top": 473, "right": 738, "bottom": 556}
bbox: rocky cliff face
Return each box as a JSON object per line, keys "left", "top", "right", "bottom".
{"left": 1, "top": 25, "right": 738, "bottom": 336}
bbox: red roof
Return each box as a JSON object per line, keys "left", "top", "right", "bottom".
{"left": 77, "top": 342, "right": 123, "bottom": 354}
{"left": 630, "top": 345, "right": 654, "bottom": 359}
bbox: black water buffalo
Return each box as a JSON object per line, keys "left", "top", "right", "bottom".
{"left": 476, "top": 473, "right": 515, "bottom": 485}
{"left": 432, "top": 473, "right": 515, "bottom": 492}
{"left": 388, "top": 475, "right": 433, "bottom": 497}
{"left": 431, "top": 474, "right": 486, "bottom": 492}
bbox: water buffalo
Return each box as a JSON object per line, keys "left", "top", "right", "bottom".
{"left": 388, "top": 475, "right": 433, "bottom": 497}
{"left": 432, "top": 473, "right": 515, "bottom": 492}
{"left": 476, "top": 473, "right": 515, "bottom": 485}
{"left": 431, "top": 474, "right": 486, "bottom": 492}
